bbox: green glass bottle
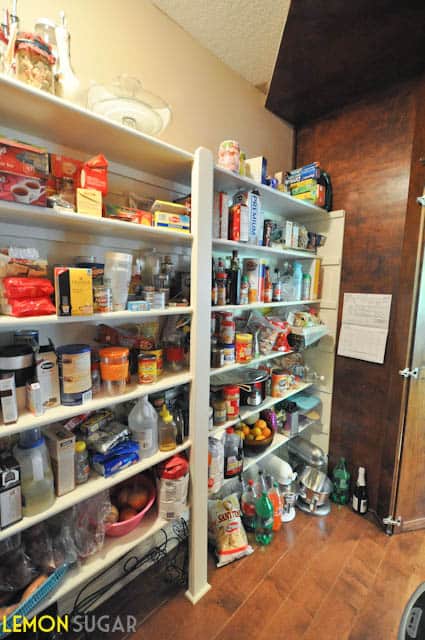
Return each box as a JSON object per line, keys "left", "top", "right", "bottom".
{"left": 331, "top": 457, "right": 351, "bottom": 504}
{"left": 255, "top": 491, "right": 274, "bottom": 545}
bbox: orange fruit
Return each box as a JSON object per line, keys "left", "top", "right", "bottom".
{"left": 119, "top": 507, "right": 138, "bottom": 521}
{"left": 255, "top": 419, "right": 267, "bottom": 431}
{"left": 127, "top": 487, "right": 149, "bottom": 511}
{"left": 263, "top": 427, "right": 272, "bottom": 438}
{"left": 255, "top": 434, "right": 266, "bottom": 441}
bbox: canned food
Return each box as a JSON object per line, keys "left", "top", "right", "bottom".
{"left": 235, "top": 333, "right": 253, "bottom": 363}
{"left": 57, "top": 344, "right": 92, "bottom": 406}
{"left": 144, "top": 349, "right": 163, "bottom": 376}
{"left": 138, "top": 354, "right": 157, "bottom": 384}
{"left": 224, "top": 385, "right": 240, "bottom": 420}
{"left": 223, "top": 344, "right": 235, "bottom": 364}
{"left": 94, "top": 285, "right": 112, "bottom": 313}
{"left": 271, "top": 369, "right": 294, "bottom": 398}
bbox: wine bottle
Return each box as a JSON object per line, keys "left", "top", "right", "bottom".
{"left": 352, "top": 466, "right": 368, "bottom": 515}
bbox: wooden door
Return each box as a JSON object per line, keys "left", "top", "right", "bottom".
{"left": 392, "top": 197, "right": 425, "bottom": 532}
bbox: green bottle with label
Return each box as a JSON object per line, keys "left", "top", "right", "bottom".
{"left": 331, "top": 457, "right": 351, "bottom": 504}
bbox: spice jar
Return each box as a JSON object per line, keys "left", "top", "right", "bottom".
{"left": 224, "top": 385, "right": 240, "bottom": 420}
{"left": 99, "top": 347, "right": 129, "bottom": 396}
{"left": 235, "top": 333, "right": 253, "bottom": 363}
{"left": 221, "top": 317, "right": 236, "bottom": 345}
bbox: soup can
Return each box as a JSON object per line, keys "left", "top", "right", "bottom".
{"left": 235, "top": 333, "right": 253, "bottom": 363}
{"left": 138, "top": 354, "right": 157, "bottom": 384}
{"left": 57, "top": 344, "right": 92, "bottom": 406}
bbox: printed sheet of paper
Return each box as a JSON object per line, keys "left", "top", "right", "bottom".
{"left": 337, "top": 294, "right": 392, "bottom": 364}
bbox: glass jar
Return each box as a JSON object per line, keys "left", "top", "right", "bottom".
{"left": 15, "top": 34, "right": 55, "bottom": 94}
{"left": 59, "top": 177, "right": 76, "bottom": 208}
{"left": 99, "top": 347, "right": 129, "bottom": 395}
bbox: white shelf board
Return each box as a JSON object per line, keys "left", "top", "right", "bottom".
{"left": 0, "top": 440, "right": 191, "bottom": 542}
{"left": 0, "top": 201, "right": 193, "bottom": 245}
{"left": 211, "top": 382, "right": 313, "bottom": 432}
{"left": 0, "top": 306, "right": 193, "bottom": 329}
{"left": 32, "top": 511, "right": 168, "bottom": 615}
{"left": 210, "top": 349, "right": 294, "bottom": 377}
{"left": 0, "top": 371, "right": 192, "bottom": 438}
{"left": 212, "top": 238, "right": 316, "bottom": 259}
{"left": 0, "top": 76, "right": 193, "bottom": 184}
{"left": 213, "top": 299, "right": 321, "bottom": 312}
{"left": 214, "top": 166, "right": 328, "bottom": 219}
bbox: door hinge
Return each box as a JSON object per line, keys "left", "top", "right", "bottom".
{"left": 417, "top": 196, "right": 425, "bottom": 206}
{"left": 383, "top": 515, "right": 402, "bottom": 527}
{"left": 399, "top": 367, "right": 419, "bottom": 379}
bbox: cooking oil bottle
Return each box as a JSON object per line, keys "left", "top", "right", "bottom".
{"left": 158, "top": 404, "right": 177, "bottom": 452}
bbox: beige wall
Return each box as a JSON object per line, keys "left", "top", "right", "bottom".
{"left": 18, "top": 0, "right": 293, "bottom": 174}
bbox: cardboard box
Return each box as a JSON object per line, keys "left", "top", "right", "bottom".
{"left": 245, "top": 156, "right": 267, "bottom": 184}
{"left": 105, "top": 204, "right": 152, "bottom": 226}
{"left": 284, "top": 221, "right": 293, "bottom": 247}
{"left": 153, "top": 212, "right": 190, "bottom": 233}
{"left": 76, "top": 188, "right": 102, "bottom": 217}
{"left": 50, "top": 154, "right": 83, "bottom": 180}
{"left": 0, "top": 452, "right": 22, "bottom": 529}
{"left": 44, "top": 425, "right": 75, "bottom": 496}
{"left": 54, "top": 267, "right": 93, "bottom": 316}
{"left": 0, "top": 137, "right": 49, "bottom": 178}
{"left": 80, "top": 154, "right": 108, "bottom": 195}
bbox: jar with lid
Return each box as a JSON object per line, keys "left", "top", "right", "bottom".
{"left": 99, "top": 347, "right": 129, "bottom": 395}
{"left": 224, "top": 385, "right": 240, "bottom": 420}
{"left": 15, "top": 33, "right": 56, "bottom": 94}
{"left": 94, "top": 285, "right": 112, "bottom": 313}
{"left": 75, "top": 441, "right": 90, "bottom": 484}
{"left": 213, "top": 395, "right": 227, "bottom": 426}
{"left": 221, "top": 317, "right": 235, "bottom": 345}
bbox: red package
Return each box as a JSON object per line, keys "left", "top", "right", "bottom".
{"left": 50, "top": 154, "right": 83, "bottom": 181}
{"left": 269, "top": 318, "right": 291, "bottom": 353}
{"left": 2, "top": 277, "right": 54, "bottom": 300}
{"left": 1, "top": 297, "right": 56, "bottom": 317}
{"left": 80, "top": 154, "right": 108, "bottom": 195}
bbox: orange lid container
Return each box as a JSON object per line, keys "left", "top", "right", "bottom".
{"left": 99, "top": 347, "right": 129, "bottom": 381}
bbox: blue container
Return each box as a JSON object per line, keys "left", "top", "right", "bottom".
{"left": 57, "top": 344, "right": 92, "bottom": 406}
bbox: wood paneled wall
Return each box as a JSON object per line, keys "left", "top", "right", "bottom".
{"left": 296, "top": 78, "right": 421, "bottom": 516}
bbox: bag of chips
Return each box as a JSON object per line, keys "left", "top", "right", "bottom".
{"left": 208, "top": 493, "right": 253, "bottom": 567}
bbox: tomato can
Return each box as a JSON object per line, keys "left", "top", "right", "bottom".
{"left": 235, "top": 333, "right": 253, "bottom": 363}
{"left": 224, "top": 385, "right": 240, "bottom": 420}
{"left": 138, "top": 354, "right": 157, "bottom": 384}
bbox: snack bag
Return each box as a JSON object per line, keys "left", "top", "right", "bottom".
{"left": 208, "top": 493, "right": 253, "bottom": 567}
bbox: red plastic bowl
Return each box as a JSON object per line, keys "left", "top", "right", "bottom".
{"left": 106, "top": 476, "right": 156, "bottom": 537}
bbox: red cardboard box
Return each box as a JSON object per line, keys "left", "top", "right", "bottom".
{"left": 80, "top": 154, "right": 108, "bottom": 195}
{"left": 50, "top": 154, "right": 83, "bottom": 181}
{"left": 0, "top": 138, "right": 49, "bottom": 206}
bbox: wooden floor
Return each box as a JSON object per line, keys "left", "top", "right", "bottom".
{"left": 88, "top": 505, "right": 425, "bottom": 640}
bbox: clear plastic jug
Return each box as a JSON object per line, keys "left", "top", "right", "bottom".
{"left": 13, "top": 428, "right": 55, "bottom": 516}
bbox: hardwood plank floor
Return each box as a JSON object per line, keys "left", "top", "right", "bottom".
{"left": 81, "top": 505, "right": 425, "bottom": 640}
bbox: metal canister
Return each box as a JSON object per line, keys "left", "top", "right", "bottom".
{"left": 138, "top": 353, "right": 157, "bottom": 384}
{"left": 13, "top": 329, "right": 39, "bottom": 347}
{"left": 57, "top": 344, "right": 92, "bottom": 406}
{"left": 271, "top": 369, "right": 293, "bottom": 398}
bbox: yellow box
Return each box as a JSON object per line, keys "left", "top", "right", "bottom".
{"left": 54, "top": 267, "right": 93, "bottom": 316}
{"left": 76, "top": 188, "right": 102, "bottom": 217}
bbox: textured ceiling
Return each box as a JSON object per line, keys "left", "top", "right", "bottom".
{"left": 153, "top": 0, "right": 290, "bottom": 89}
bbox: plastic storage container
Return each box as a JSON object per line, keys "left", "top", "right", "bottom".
{"left": 13, "top": 428, "right": 55, "bottom": 516}
{"left": 57, "top": 344, "right": 92, "bottom": 406}
{"left": 103, "top": 251, "right": 133, "bottom": 311}
{"left": 128, "top": 396, "right": 158, "bottom": 457}
{"left": 99, "top": 347, "right": 129, "bottom": 396}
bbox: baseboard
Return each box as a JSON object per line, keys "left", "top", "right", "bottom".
{"left": 185, "top": 583, "right": 211, "bottom": 605}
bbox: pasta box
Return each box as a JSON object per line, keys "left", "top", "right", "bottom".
{"left": 0, "top": 137, "right": 49, "bottom": 206}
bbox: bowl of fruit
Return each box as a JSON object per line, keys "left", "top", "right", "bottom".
{"left": 105, "top": 473, "right": 156, "bottom": 537}
{"left": 236, "top": 418, "right": 274, "bottom": 456}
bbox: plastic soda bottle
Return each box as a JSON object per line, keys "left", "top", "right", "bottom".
{"left": 269, "top": 481, "right": 283, "bottom": 532}
{"left": 241, "top": 479, "right": 257, "bottom": 532}
{"left": 331, "top": 457, "right": 351, "bottom": 504}
{"left": 255, "top": 490, "right": 274, "bottom": 545}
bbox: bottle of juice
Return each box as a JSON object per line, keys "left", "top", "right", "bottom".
{"left": 255, "top": 490, "right": 274, "bottom": 545}
{"left": 269, "top": 481, "right": 283, "bottom": 532}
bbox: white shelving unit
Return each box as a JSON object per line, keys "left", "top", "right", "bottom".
{"left": 210, "top": 349, "right": 294, "bottom": 377}
{"left": 0, "top": 75, "right": 345, "bottom": 617}
{"left": 212, "top": 299, "right": 321, "bottom": 312}
{"left": 0, "top": 76, "right": 212, "bottom": 611}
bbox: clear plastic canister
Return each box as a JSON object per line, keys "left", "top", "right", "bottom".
{"left": 103, "top": 251, "right": 133, "bottom": 311}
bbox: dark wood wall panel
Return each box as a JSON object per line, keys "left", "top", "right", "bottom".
{"left": 296, "top": 80, "right": 417, "bottom": 514}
